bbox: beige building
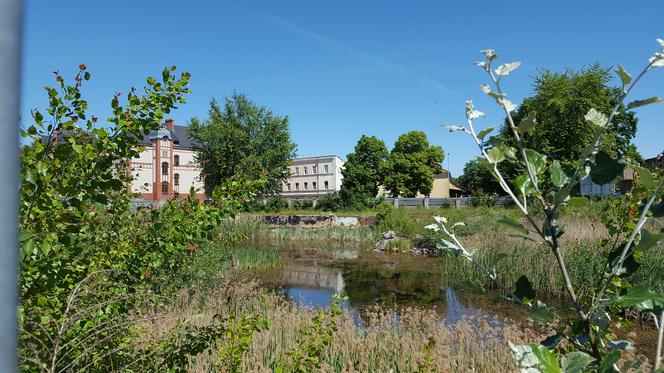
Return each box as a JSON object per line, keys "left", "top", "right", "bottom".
{"left": 129, "top": 119, "right": 205, "bottom": 201}
{"left": 281, "top": 155, "right": 344, "bottom": 200}
{"left": 377, "top": 169, "right": 466, "bottom": 198}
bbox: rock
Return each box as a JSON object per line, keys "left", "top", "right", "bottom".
{"left": 374, "top": 231, "right": 398, "bottom": 251}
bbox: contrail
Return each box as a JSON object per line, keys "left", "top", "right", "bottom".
{"left": 246, "top": 9, "right": 460, "bottom": 96}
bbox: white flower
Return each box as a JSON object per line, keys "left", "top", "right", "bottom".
{"left": 424, "top": 224, "right": 440, "bottom": 231}
{"left": 433, "top": 216, "right": 448, "bottom": 224}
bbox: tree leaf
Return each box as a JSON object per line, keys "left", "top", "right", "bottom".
{"left": 590, "top": 151, "right": 625, "bottom": 185}
{"left": 598, "top": 350, "right": 620, "bottom": 373}
{"left": 568, "top": 197, "right": 587, "bottom": 207}
{"left": 516, "top": 174, "right": 535, "bottom": 197}
{"left": 515, "top": 275, "right": 536, "bottom": 301}
{"left": 495, "top": 61, "right": 521, "bottom": 76}
{"left": 634, "top": 165, "right": 657, "bottom": 189}
{"left": 615, "top": 286, "right": 664, "bottom": 311}
{"left": 634, "top": 230, "right": 663, "bottom": 253}
{"left": 477, "top": 127, "right": 494, "bottom": 140}
{"left": 530, "top": 304, "right": 554, "bottom": 325}
{"left": 487, "top": 147, "right": 505, "bottom": 163}
{"left": 517, "top": 111, "right": 537, "bottom": 134}
{"left": 584, "top": 108, "right": 608, "bottom": 127}
{"left": 530, "top": 344, "right": 562, "bottom": 373}
{"left": 561, "top": 351, "right": 595, "bottom": 373}
{"left": 445, "top": 125, "right": 466, "bottom": 132}
{"left": 524, "top": 148, "right": 547, "bottom": 176}
{"left": 615, "top": 65, "right": 632, "bottom": 86}
{"left": 498, "top": 216, "right": 528, "bottom": 235}
{"left": 509, "top": 342, "right": 539, "bottom": 369}
{"left": 550, "top": 160, "right": 569, "bottom": 188}
{"left": 626, "top": 97, "right": 664, "bottom": 110}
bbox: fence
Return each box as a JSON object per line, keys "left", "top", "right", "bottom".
{"left": 383, "top": 196, "right": 513, "bottom": 209}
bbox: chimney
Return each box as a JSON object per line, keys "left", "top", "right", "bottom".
{"left": 165, "top": 118, "right": 175, "bottom": 132}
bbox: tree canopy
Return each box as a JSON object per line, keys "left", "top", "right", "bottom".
{"left": 339, "top": 135, "right": 389, "bottom": 206}
{"left": 500, "top": 64, "right": 641, "bottom": 167}
{"left": 188, "top": 93, "right": 297, "bottom": 196}
{"left": 382, "top": 131, "right": 445, "bottom": 197}
{"left": 456, "top": 158, "right": 503, "bottom": 195}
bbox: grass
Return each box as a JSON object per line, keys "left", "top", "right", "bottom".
{"left": 136, "top": 278, "right": 541, "bottom": 372}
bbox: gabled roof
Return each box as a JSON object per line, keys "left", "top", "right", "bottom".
{"left": 137, "top": 124, "right": 197, "bottom": 149}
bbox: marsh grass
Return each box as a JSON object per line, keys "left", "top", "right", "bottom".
{"left": 136, "top": 279, "right": 540, "bottom": 372}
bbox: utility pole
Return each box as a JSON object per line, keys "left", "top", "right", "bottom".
{"left": 0, "top": 0, "right": 23, "bottom": 370}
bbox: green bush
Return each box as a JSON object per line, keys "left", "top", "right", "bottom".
{"left": 375, "top": 201, "right": 419, "bottom": 238}
{"left": 315, "top": 192, "right": 344, "bottom": 211}
{"left": 264, "top": 195, "right": 288, "bottom": 212}
{"left": 469, "top": 192, "right": 497, "bottom": 207}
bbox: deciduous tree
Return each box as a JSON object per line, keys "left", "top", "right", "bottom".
{"left": 339, "top": 135, "right": 389, "bottom": 206}
{"left": 382, "top": 131, "right": 444, "bottom": 197}
{"left": 188, "top": 93, "right": 297, "bottom": 196}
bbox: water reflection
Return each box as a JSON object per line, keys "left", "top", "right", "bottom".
{"left": 251, "top": 244, "right": 499, "bottom": 324}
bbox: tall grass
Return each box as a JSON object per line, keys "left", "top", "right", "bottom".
{"left": 136, "top": 279, "right": 540, "bottom": 372}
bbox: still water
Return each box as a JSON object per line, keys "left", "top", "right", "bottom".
{"left": 246, "top": 243, "right": 525, "bottom": 325}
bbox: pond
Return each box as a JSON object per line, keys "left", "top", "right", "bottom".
{"left": 238, "top": 242, "right": 659, "bottom": 358}
{"left": 244, "top": 242, "right": 528, "bottom": 326}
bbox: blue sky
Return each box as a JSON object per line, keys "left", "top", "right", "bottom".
{"left": 21, "top": 0, "right": 664, "bottom": 176}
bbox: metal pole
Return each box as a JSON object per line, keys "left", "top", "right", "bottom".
{"left": 0, "top": 0, "right": 23, "bottom": 370}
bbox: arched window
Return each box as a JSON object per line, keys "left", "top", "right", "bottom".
{"left": 174, "top": 155, "right": 180, "bottom": 166}
{"left": 161, "top": 162, "right": 168, "bottom": 176}
{"left": 161, "top": 181, "right": 168, "bottom": 194}
{"left": 174, "top": 173, "right": 180, "bottom": 186}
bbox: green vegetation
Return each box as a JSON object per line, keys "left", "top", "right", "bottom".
{"left": 438, "top": 45, "right": 664, "bottom": 371}
{"left": 382, "top": 131, "right": 445, "bottom": 197}
{"left": 456, "top": 158, "right": 502, "bottom": 195}
{"left": 339, "top": 135, "right": 389, "bottom": 208}
{"left": 188, "top": 93, "right": 297, "bottom": 196}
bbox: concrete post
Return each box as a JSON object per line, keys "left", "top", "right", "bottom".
{"left": 424, "top": 197, "right": 429, "bottom": 209}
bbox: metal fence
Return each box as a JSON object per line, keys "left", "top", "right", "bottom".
{"left": 383, "top": 196, "right": 513, "bottom": 209}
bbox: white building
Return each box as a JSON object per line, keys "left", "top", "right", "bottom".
{"left": 281, "top": 155, "right": 344, "bottom": 200}
{"left": 129, "top": 119, "right": 205, "bottom": 201}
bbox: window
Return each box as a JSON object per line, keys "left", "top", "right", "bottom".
{"left": 312, "top": 182, "right": 317, "bottom": 190}
{"left": 304, "top": 166, "right": 308, "bottom": 175}
{"left": 174, "top": 155, "right": 180, "bottom": 166}
{"left": 324, "top": 165, "right": 329, "bottom": 173}
{"left": 295, "top": 167, "right": 299, "bottom": 175}
{"left": 324, "top": 181, "right": 329, "bottom": 190}
{"left": 313, "top": 165, "right": 317, "bottom": 174}
{"left": 161, "top": 182, "right": 168, "bottom": 194}
{"left": 295, "top": 183, "right": 299, "bottom": 190}
{"left": 162, "top": 150, "right": 168, "bottom": 157}
{"left": 161, "top": 162, "right": 168, "bottom": 176}
{"left": 174, "top": 173, "right": 180, "bottom": 186}
{"left": 304, "top": 182, "right": 308, "bottom": 190}
{"left": 287, "top": 183, "right": 291, "bottom": 191}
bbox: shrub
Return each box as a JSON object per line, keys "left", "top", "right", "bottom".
{"left": 315, "top": 192, "right": 344, "bottom": 211}
{"left": 469, "top": 192, "right": 497, "bottom": 207}
{"left": 264, "top": 195, "right": 288, "bottom": 212}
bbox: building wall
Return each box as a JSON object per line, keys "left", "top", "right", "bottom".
{"left": 281, "top": 155, "right": 344, "bottom": 200}
{"left": 129, "top": 135, "right": 204, "bottom": 201}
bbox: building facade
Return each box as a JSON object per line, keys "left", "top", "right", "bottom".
{"left": 281, "top": 155, "right": 344, "bottom": 200}
{"left": 129, "top": 119, "right": 205, "bottom": 201}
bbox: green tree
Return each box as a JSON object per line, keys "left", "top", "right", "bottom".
{"left": 188, "top": 93, "right": 297, "bottom": 196}
{"left": 501, "top": 64, "right": 641, "bottom": 168}
{"left": 456, "top": 158, "right": 502, "bottom": 195}
{"left": 339, "top": 135, "right": 389, "bottom": 207}
{"left": 382, "top": 131, "right": 444, "bottom": 197}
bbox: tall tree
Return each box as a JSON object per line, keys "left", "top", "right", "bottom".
{"left": 501, "top": 64, "right": 641, "bottom": 168}
{"left": 382, "top": 131, "right": 445, "bottom": 197}
{"left": 456, "top": 158, "right": 503, "bottom": 195}
{"left": 339, "top": 135, "right": 389, "bottom": 206}
{"left": 188, "top": 93, "right": 297, "bottom": 195}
